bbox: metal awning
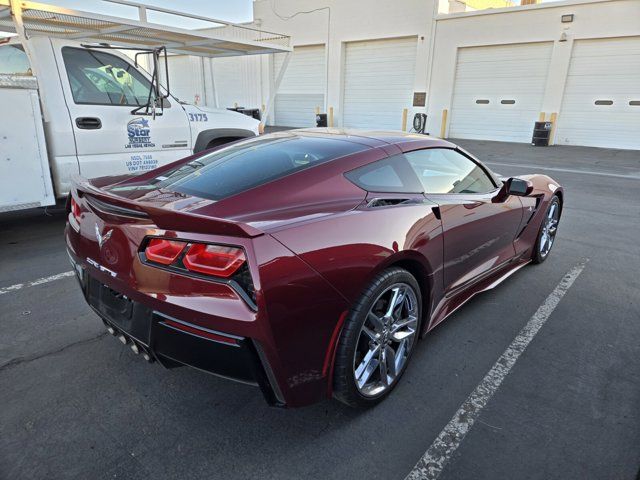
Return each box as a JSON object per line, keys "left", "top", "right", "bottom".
{"left": 0, "top": 0, "right": 291, "bottom": 57}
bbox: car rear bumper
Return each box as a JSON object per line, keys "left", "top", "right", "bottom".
{"left": 72, "top": 256, "right": 285, "bottom": 406}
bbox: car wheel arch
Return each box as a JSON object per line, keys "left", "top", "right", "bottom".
{"left": 362, "top": 251, "right": 433, "bottom": 337}
{"left": 554, "top": 190, "right": 564, "bottom": 214}
{"left": 193, "top": 128, "right": 256, "bottom": 153}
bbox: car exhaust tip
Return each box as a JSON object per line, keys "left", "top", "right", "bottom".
{"left": 130, "top": 343, "right": 140, "bottom": 355}
{"left": 102, "top": 320, "right": 117, "bottom": 336}
{"left": 118, "top": 334, "right": 128, "bottom": 345}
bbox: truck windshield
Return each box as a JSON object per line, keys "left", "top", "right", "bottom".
{"left": 148, "top": 134, "right": 367, "bottom": 201}
{"left": 0, "top": 45, "right": 32, "bottom": 75}
{"left": 61, "top": 47, "right": 154, "bottom": 106}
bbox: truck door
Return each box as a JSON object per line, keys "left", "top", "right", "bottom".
{"left": 54, "top": 41, "right": 192, "bottom": 179}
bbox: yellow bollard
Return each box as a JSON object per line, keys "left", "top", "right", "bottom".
{"left": 401, "top": 108, "right": 408, "bottom": 132}
{"left": 329, "top": 107, "right": 334, "bottom": 128}
{"left": 440, "top": 109, "right": 448, "bottom": 138}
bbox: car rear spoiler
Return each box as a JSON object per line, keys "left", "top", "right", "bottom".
{"left": 71, "top": 176, "right": 263, "bottom": 238}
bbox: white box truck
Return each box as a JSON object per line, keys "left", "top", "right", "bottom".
{"left": 0, "top": 0, "right": 292, "bottom": 212}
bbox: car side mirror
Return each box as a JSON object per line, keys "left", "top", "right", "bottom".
{"left": 505, "top": 177, "right": 534, "bottom": 196}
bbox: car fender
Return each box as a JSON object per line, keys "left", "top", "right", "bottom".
{"left": 182, "top": 104, "right": 259, "bottom": 152}
{"left": 270, "top": 205, "right": 444, "bottom": 308}
{"left": 511, "top": 174, "right": 563, "bottom": 257}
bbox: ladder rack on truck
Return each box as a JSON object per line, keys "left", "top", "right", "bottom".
{"left": 0, "top": 0, "right": 292, "bottom": 212}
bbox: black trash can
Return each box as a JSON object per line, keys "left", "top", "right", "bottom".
{"left": 532, "top": 121, "right": 553, "bottom": 146}
{"left": 316, "top": 113, "right": 327, "bottom": 127}
{"left": 227, "top": 107, "right": 261, "bottom": 121}
{"left": 239, "top": 108, "right": 261, "bottom": 121}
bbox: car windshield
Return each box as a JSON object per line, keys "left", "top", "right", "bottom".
{"left": 152, "top": 134, "right": 367, "bottom": 201}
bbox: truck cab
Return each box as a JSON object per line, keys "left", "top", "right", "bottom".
{"left": 0, "top": 36, "right": 260, "bottom": 209}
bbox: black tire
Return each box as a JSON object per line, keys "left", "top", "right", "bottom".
{"left": 333, "top": 267, "right": 422, "bottom": 408}
{"left": 532, "top": 195, "right": 561, "bottom": 264}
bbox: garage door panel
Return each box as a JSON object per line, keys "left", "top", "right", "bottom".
{"left": 568, "top": 63, "right": 637, "bottom": 76}
{"left": 454, "top": 77, "right": 546, "bottom": 88}
{"left": 570, "top": 37, "right": 640, "bottom": 56}
{"left": 212, "top": 56, "right": 261, "bottom": 109}
{"left": 343, "top": 37, "right": 417, "bottom": 130}
{"left": 458, "top": 45, "right": 552, "bottom": 62}
{"left": 562, "top": 82, "right": 640, "bottom": 93}
{"left": 453, "top": 92, "right": 546, "bottom": 103}
{"left": 455, "top": 60, "right": 551, "bottom": 76}
{"left": 273, "top": 45, "right": 325, "bottom": 127}
{"left": 556, "top": 37, "right": 640, "bottom": 150}
{"left": 449, "top": 43, "right": 552, "bottom": 143}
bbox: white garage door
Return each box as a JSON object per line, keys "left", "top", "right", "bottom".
{"left": 272, "top": 45, "right": 325, "bottom": 127}
{"left": 449, "top": 42, "right": 553, "bottom": 143}
{"left": 212, "top": 55, "right": 261, "bottom": 110}
{"left": 342, "top": 37, "right": 417, "bottom": 130}
{"left": 164, "top": 55, "right": 204, "bottom": 106}
{"left": 555, "top": 37, "right": 640, "bottom": 150}
{"left": 164, "top": 55, "right": 262, "bottom": 110}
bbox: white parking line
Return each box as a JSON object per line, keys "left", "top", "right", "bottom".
{"left": 0, "top": 271, "right": 75, "bottom": 296}
{"left": 405, "top": 260, "right": 588, "bottom": 480}
{"left": 485, "top": 161, "right": 640, "bottom": 180}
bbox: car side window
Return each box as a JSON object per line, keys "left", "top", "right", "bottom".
{"left": 61, "top": 47, "right": 154, "bottom": 106}
{"left": 0, "top": 45, "right": 32, "bottom": 76}
{"left": 344, "top": 155, "right": 423, "bottom": 193}
{"left": 405, "top": 148, "right": 497, "bottom": 194}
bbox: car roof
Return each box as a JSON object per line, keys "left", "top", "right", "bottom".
{"left": 265, "top": 128, "right": 457, "bottom": 150}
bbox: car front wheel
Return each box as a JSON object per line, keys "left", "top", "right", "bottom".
{"left": 333, "top": 268, "right": 421, "bottom": 408}
{"left": 532, "top": 195, "right": 561, "bottom": 264}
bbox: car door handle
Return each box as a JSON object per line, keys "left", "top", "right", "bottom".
{"left": 75, "top": 117, "right": 102, "bottom": 129}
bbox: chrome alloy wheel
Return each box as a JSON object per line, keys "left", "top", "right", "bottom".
{"left": 539, "top": 200, "right": 560, "bottom": 258}
{"left": 353, "top": 283, "right": 418, "bottom": 397}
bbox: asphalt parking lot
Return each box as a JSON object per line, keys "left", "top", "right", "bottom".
{"left": 1, "top": 139, "right": 639, "bottom": 480}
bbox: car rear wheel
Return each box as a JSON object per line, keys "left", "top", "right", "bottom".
{"left": 333, "top": 268, "right": 421, "bottom": 408}
{"left": 532, "top": 195, "right": 561, "bottom": 264}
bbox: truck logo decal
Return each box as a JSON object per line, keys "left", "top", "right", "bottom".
{"left": 126, "top": 117, "right": 155, "bottom": 149}
{"left": 95, "top": 223, "right": 113, "bottom": 249}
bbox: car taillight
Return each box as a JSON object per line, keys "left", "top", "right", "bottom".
{"left": 183, "top": 244, "right": 246, "bottom": 278}
{"left": 141, "top": 238, "right": 255, "bottom": 306}
{"left": 71, "top": 197, "right": 81, "bottom": 222}
{"left": 145, "top": 238, "right": 187, "bottom": 265}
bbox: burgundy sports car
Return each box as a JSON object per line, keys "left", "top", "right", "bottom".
{"left": 65, "top": 129, "right": 562, "bottom": 408}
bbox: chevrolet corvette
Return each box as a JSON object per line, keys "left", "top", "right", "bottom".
{"left": 65, "top": 129, "right": 563, "bottom": 408}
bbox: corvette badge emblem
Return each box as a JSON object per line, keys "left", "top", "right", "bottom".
{"left": 95, "top": 223, "right": 113, "bottom": 249}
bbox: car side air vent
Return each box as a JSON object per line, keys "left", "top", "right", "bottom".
{"left": 366, "top": 198, "right": 412, "bottom": 208}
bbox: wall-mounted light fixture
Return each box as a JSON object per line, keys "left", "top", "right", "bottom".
{"left": 559, "top": 32, "right": 568, "bottom": 42}
{"left": 561, "top": 14, "right": 574, "bottom": 23}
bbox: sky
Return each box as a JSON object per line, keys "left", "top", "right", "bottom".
{"left": 38, "top": 0, "right": 254, "bottom": 27}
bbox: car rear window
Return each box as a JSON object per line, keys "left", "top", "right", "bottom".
{"left": 153, "top": 135, "right": 367, "bottom": 201}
